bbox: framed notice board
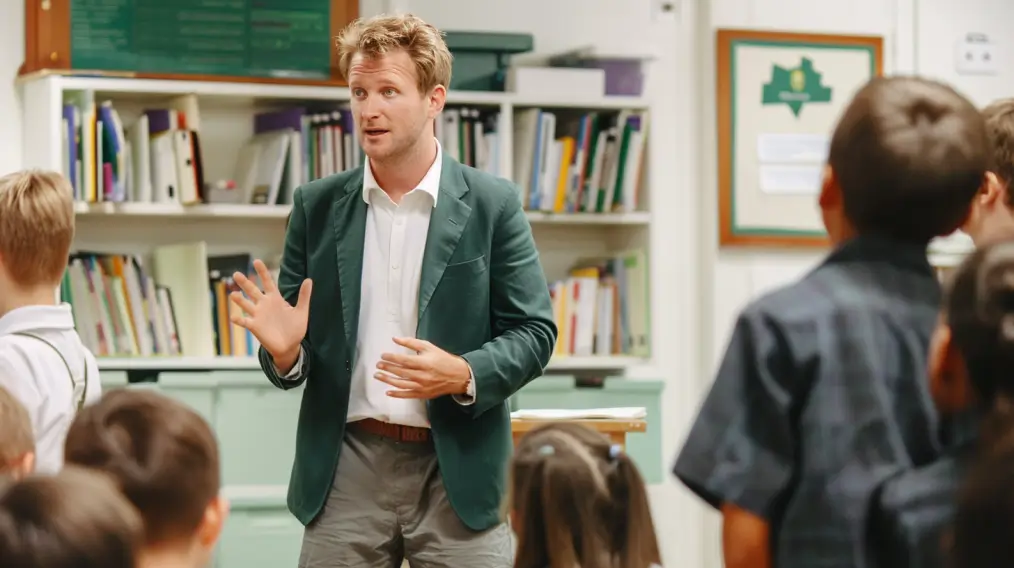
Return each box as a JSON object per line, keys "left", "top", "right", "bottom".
{"left": 715, "top": 29, "right": 883, "bottom": 248}
{"left": 21, "top": 0, "right": 359, "bottom": 86}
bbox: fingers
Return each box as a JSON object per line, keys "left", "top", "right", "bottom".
{"left": 233, "top": 272, "right": 264, "bottom": 301}
{"left": 253, "top": 259, "right": 277, "bottom": 294}
{"left": 374, "top": 370, "right": 419, "bottom": 391}
{"left": 379, "top": 352, "right": 424, "bottom": 369}
{"left": 294, "top": 279, "right": 313, "bottom": 313}
{"left": 392, "top": 336, "right": 430, "bottom": 352}
{"left": 229, "top": 291, "right": 256, "bottom": 315}
{"left": 229, "top": 311, "right": 253, "bottom": 330}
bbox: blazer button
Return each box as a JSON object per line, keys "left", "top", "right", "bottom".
{"left": 345, "top": 360, "right": 351, "bottom": 372}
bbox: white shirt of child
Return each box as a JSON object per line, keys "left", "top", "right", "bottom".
{"left": 0, "top": 304, "right": 101, "bottom": 473}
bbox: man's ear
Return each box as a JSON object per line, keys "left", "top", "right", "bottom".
{"left": 428, "top": 84, "right": 447, "bottom": 118}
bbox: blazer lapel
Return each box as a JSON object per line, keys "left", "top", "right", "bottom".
{"left": 419, "top": 156, "right": 472, "bottom": 320}
{"left": 333, "top": 176, "right": 367, "bottom": 346}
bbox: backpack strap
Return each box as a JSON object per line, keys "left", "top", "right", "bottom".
{"left": 8, "top": 331, "right": 88, "bottom": 411}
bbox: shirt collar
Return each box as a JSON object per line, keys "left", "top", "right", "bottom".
{"left": 0, "top": 304, "right": 76, "bottom": 336}
{"left": 824, "top": 233, "right": 935, "bottom": 277}
{"left": 362, "top": 138, "right": 442, "bottom": 207}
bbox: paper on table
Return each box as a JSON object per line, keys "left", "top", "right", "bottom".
{"left": 510, "top": 407, "right": 647, "bottom": 420}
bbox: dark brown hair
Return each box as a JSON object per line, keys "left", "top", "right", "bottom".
{"left": 828, "top": 76, "right": 989, "bottom": 243}
{"left": 0, "top": 466, "right": 142, "bottom": 568}
{"left": 0, "top": 385, "right": 32, "bottom": 473}
{"left": 982, "top": 99, "right": 1014, "bottom": 201}
{"left": 64, "top": 388, "right": 220, "bottom": 546}
{"left": 509, "top": 422, "right": 661, "bottom": 568}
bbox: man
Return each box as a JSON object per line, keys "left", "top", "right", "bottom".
{"left": 229, "top": 12, "right": 557, "bottom": 568}
{"left": 961, "top": 98, "right": 1014, "bottom": 244}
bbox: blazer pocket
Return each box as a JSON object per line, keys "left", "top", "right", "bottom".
{"left": 442, "top": 255, "right": 488, "bottom": 280}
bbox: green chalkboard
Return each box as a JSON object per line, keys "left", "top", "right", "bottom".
{"left": 69, "top": 0, "right": 333, "bottom": 80}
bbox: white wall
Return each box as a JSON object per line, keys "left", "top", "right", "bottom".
{"left": 2, "top": 1, "right": 1014, "bottom": 567}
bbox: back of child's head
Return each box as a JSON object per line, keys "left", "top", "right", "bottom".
{"left": 0, "top": 465, "right": 143, "bottom": 568}
{"left": 0, "top": 385, "right": 33, "bottom": 479}
{"left": 826, "top": 76, "right": 988, "bottom": 243}
{"left": 509, "top": 422, "right": 661, "bottom": 568}
{"left": 63, "top": 387, "right": 224, "bottom": 550}
{"left": 983, "top": 98, "right": 1014, "bottom": 192}
{"left": 0, "top": 169, "right": 74, "bottom": 289}
{"left": 943, "top": 238, "right": 1014, "bottom": 404}
{"left": 950, "top": 439, "right": 1014, "bottom": 568}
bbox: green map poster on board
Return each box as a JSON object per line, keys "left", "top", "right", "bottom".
{"left": 69, "top": 0, "right": 332, "bottom": 80}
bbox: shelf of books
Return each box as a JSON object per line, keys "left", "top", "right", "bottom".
{"left": 20, "top": 73, "right": 654, "bottom": 374}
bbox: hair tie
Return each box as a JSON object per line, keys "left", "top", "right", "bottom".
{"left": 538, "top": 444, "right": 555, "bottom": 456}
{"left": 609, "top": 444, "right": 622, "bottom": 461}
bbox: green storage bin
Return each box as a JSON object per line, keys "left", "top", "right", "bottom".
{"left": 155, "top": 372, "right": 218, "bottom": 425}
{"left": 215, "top": 487, "right": 302, "bottom": 568}
{"left": 444, "top": 31, "right": 533, "bottom": 91}
{"left": 99, "top": 370, "right": 130, "bottom": 390}
{"left": 511, "top": 377, "right": 665, "bottom": 483}
{"left": 211, "top": 371, "right": 303, "bottom": 487}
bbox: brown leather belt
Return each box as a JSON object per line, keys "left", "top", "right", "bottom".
{"left": 350, "top": 418, "right": 430, "bottom": 443}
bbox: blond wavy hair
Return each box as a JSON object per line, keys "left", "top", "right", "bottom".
{"left": 335, "top": 13, "right": 453, "bottom": 94}
{"left": 0, "top": 169, "right": 74, "bottom": 288}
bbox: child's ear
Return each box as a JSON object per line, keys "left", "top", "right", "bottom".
{"left": 196, "top": 494, "right": 229, "bottom": 549}
{"left": 928, "top": 323, "right": 972, "bottom": 414}
{"left": 818, "top": 165, "right": 839, "bottom": 210}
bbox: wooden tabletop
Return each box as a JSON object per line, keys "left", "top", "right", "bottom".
{"left": 510, "top": 418, "right": 647, "bottom": 434}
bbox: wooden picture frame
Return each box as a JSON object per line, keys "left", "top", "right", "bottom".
{"left": 715, "top": 29, "right": 883, "bottom": 248}
{"left": 20, "top": 0, "right": 359, "bottom": 87}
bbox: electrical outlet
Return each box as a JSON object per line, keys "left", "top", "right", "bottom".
{"left": 955, "top": 34, "right": 997, "bottom": 75}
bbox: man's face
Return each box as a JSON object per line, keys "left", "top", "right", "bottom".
{"left": 347, "top": 49, "right": 440, "bottom": 164}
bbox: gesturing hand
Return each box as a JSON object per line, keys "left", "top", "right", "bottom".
{"left": 229, "top": 259, "right": 312, "bottom": 362}
{"left": 375, "top": 337, "right": 471, "bottom": 399}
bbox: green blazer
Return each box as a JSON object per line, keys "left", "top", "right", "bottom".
{"left": 258, "top": 154, "right": 558, "bottom": 532}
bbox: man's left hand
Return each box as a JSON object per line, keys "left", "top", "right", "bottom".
{"left": 375, "top": 337, "right": 470, "bottom": 399}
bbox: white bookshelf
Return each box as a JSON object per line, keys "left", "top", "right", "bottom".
{"left": 18, "top": 72, "right": 654, "bottom": 374}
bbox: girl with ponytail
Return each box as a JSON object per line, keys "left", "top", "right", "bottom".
{"left": 508, "top": 422, "right": 663, "bottom": 568}
{"left": 871, "top": 235, "right": 1014, "bottom": 568}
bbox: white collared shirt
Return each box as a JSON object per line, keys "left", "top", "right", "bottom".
{"left": 348, "top": 140, "right": 442, "bottom": 428}
{"left": 280, "top": 139, "right": 474, "bottom": 427}
{"left": 0, "top": 304, "right": 101, "bottom": 473}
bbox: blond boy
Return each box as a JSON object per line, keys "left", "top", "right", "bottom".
{"left": 0, "top": 169, "right": 100, "bottom": 473}
{"left": 0, "top": 385, "right": 34, "bottom": 479}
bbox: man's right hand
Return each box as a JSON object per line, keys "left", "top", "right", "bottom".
{"left": 229, "top": 259, "right": 312, "bottom": 372}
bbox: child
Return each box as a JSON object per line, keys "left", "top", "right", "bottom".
{"left": 509, "top": 422, "right": 662, "bottom": 568}
{"left": 0, "top": 385, "right": 34, "bottom": 479}
{"left": 872, "top": 235, "right": 1014, "bottom": 567}
{"left": 962, "top": 98, "right": 1014, "bottom": 244}
{"left": 950, "top": 435, "right": 1014, "bottom": 567}
{"left": 0, "top": 169, "right": 100, "bottom": 474}
{"left": 0, "top": 465, "right": 143, "bottom": 568}
{"left": 64, "top": 387, "right": 228, "bottom": 568}
{"left": 672, "top": 75, "right": 990, "bottom": 568}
